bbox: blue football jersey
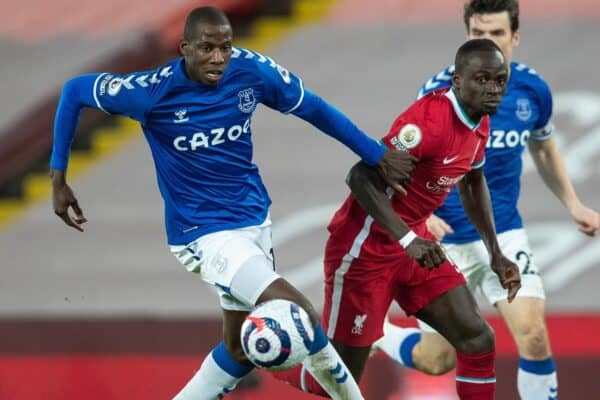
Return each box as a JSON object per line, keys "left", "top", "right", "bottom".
{"left": 93, "top": 50, "right": 305, "bottom": 244}
{"left": 417, "top": 62, "right": 554, "bottom": 243}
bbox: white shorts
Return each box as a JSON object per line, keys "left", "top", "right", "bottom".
{"left": 170, "top": 217, "right": 279, "bottom": 312}
{"left": 419, "top": 228, "right": 545, "bottom": 332}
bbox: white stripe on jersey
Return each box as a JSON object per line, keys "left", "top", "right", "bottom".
{"left": 327, "top": 216, "right": 373, "bottom": 338}
{"left": 284, "top": 78, "right": 305, "bottom": 114}
{"left": 93, "top": 73, "right": 109, "bottom": 114}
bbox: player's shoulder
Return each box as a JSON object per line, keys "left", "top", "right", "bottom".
{"left": 413, "top": 89, "right": 454, "bottom": 123}
{"left": 229, "top": 47, "right": 281, "bottom": 75}
{"left": 510, "top": 61, "right": 552, "bottom": 98}
{"left": 396, "top": 90, "right": 452, "bottom": 136}
{"left": 417, "top": 65, "right": 454, "bottom": 99}
{"left": 101, "top": 58, "right": 179, "bottom": 98}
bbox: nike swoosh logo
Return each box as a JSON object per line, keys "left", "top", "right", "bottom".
{"left": 443, "top": 155, "right": 458, "bottom": 164}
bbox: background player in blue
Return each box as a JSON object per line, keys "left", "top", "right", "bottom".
{"left": 374, "top": 1, "right": 600, "bottom": 399}
{"left": 49, "top": 6, "right": 415, "bottom": 400}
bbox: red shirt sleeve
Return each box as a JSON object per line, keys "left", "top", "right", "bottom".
{"left": 380, "top": 102, "right": 439, "bottom": 161}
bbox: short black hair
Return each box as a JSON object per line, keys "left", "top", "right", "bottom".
{"left": 183, "top": 6, "right": 231, "bottom": 41}
{"left": 455, "top": 38, "right": 503, "bottom": 73}
{"left": 463, "top": 0, "right": 520, "bottom": 33}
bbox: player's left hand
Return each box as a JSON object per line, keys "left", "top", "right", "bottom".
{"left": 570, "top": 203, "right": 599, "bottom": 237}
{"left": 490, "top": 253, "right": 521, "bottom": 303}
{"left": 376, "top": 150, "right": 417, "bottom": 195}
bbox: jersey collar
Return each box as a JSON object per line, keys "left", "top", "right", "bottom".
{"left": 445, "top": 88, "right": 481, "bottom": 131}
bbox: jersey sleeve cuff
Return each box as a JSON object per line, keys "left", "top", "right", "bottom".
{"left": 471, "top": 157, "right": 485, "bottom": 169}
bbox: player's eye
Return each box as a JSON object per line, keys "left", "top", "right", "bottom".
{"left": 477, "top": 77, "right": 487, "bottom": 84}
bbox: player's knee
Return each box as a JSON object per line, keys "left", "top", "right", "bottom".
{"left": 455, "top": 321, "right": 495, "bottom": 355}
{"left": 515, "top": 322, "right": 551, "bottom": 359}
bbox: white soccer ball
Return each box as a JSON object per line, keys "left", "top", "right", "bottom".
{"left": 241, "top": 299, "right": 314, "bottom": 371}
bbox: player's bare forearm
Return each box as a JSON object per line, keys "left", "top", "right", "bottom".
{"left": 346, "top": 162, "right": 412, "bottom": 240}
{"left": 458, "top": 168, "right": 501, "bottom": 257}
{"left": 49, "top": 168, "right": 67, "bottom": 185}
{"left": 528, "top": 137, "right": 581, "bottom": 211}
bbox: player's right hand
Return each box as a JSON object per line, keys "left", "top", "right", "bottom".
{"left": 51, "top": 173, "right": 87, "bottom": 232}
{"left": 426, "top": 214, "right": 454, "bottom": 241}
{"left": 490, "top": 254, "right": 521, "bottom": 303}
{"left": 405, "top": 237, "right": 446, "bottom": 270}
{"left": 376, "top": 150, "right": 417, "bottom": 195}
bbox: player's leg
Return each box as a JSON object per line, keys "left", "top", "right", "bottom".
{"left": 377, "top": 319, "right": 456, "bottom": 375}
{"left": 172, "top": 221, "right": 364, "bottom": 399}
{"left": 274, "top": 256, "right": 396, "bottom": 397}
{"left": 482, "top": 229, "right": 556, "bottom": 400}
{"left": 256, "top": 278, "right": 365, "bottom": 399}
{"left": 415, "top": 284, "right": 496, "bottom": 400}
{"left": 170, "top": 226, "right": 270, "bottom": 399}
{"left": 375, "top": 241, "right": 483, "bottom": 375}
{"left": 173, "top": 309, "right": 254, "bottom": 399}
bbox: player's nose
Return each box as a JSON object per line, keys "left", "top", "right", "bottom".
{"left": 211, "top": 49, "right": 226, "bottom": 64}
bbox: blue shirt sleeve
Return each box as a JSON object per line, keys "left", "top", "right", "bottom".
{"left": 416, "top": 65, "right": 454, "bottom": 99}
{"left": 290, "top": 89, "right": 385, "bottom": 166}
{"left": 50, "top": 74, "right": 99, "bottom": 171}
{"left": 50, "top": 68, "right": 161, "bottom": 171}
{"left": 530, "top": 75, "right": 554, "bottom": 141}
{"left": 251, "top": 51, "right": 305, "bottom": 114}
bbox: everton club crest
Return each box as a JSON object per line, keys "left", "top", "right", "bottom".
{"left": 516, "top": 98, "right": 532, "bottom": 121}
{"left": 238, "top": 88, "right": 256, "bottom": 114}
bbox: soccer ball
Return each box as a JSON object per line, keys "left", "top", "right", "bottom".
{"left": 241, "top": 299, "right": 314, "bottom": 371}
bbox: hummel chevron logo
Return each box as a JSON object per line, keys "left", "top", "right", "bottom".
{"left": 443, "top": 155, "right": 458, "bottom": 164}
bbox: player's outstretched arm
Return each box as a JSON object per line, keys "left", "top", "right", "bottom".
{"left": 49, "top": 75, "right": 102, "bottom": 231}
{"left": 528, "top": 137, "right": 599, "bottom": 236}
{"left": 292, "top": 90, "right": 415, "bottom": 191}
{"left": 347, "top": 162, "right": 445, "bottom": 269}
{"left": 458, "top": 168, "right": 521, "bottom": 301}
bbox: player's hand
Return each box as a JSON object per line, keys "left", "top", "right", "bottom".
{"left": 569, "top": 203, "right": 599, "bottom": 237}
{"left": 426, "top": 214, "right": 454, "bottom": 241}
{"left": 376, "top": 150, "right": 417, "bottom": 196}
{"left": 405, "top": 237, "right": 446, "bottom": 270}
{"left": 51, "top": 170, "right": 87, "bottom": 232}
{"left": 490, "top": 253, "right": 521, "bottom": 303}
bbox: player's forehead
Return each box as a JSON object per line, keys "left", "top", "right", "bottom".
{"left": 464, "top": 51, "right": 506, "bottom": 75}
{"left": 189, "top": 23, "right": 232, "bottom": 43}
{"left": 468, "top": 11, "right": 511, "bottom": 32}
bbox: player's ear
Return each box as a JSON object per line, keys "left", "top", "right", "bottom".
{"left": 179, "top": 39, "right": 190, "bottom": 57}
{"left": 452, "top": 73, "right": 461, "bottom": 89}
{"left": 511, "top": 30, "right": 521, "bottom": 48}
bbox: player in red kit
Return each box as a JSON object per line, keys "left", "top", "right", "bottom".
{"left": 275, "top": 39, "right": 521, "bottom": 400}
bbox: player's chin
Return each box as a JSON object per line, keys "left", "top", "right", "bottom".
{"left": 481, "top": 101, "right": 501, "bottom": 115}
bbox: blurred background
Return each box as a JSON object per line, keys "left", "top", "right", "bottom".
{"left": 1, "top": 0, "right": 599, "bottom": 398}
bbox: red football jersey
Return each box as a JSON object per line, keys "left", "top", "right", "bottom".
{"left": 326, "top": 88, "right": 489, "bottom": 262}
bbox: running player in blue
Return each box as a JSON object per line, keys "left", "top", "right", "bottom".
{"left": 374, "top": 1, "right": 599, "bottom": 399}
{"left": 49, "top": 7, "right": 415, "bottom": 400}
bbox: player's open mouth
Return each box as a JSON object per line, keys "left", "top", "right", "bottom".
{"left": 205, "top": 70, "right": 223, "bottom": 83}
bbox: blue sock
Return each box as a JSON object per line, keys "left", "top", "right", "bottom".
{"left": 213, "top": 341, "right": 254, "bottom": 378}
{"left": 173, "top": 341, "right": 254, "bottom": 399}
{"left": 517, "top": 356, "right": 558, "bottom": 400}
{"left": 399, "top": 332, "right": 421, "bottom": 368}
{"left": 309, "top": 324, "right": 329, "bottom": 355}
